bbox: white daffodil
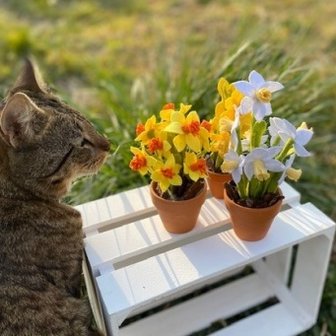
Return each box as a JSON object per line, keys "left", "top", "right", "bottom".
{"left": 269, "top": 117, "right": 313, "bottom": 157}
{"left": 233, "top": 70, "right": 284, "bottom": 121}
{"left": 241, "top": 135, "right": 268, "bottom": 152}
{"left": 278, "top": 154, "right": 302, "bottom": 184}
{"left": 243, "top": 147, "right": 285, "bottom": 181}
{"left": 221, "top": 150, "right": 244, "bottom": 184}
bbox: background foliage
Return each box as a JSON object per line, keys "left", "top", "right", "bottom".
{"left": 0, "top": 0, "right": 335, "bottom": 335}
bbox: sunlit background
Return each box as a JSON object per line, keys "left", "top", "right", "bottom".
{"left": 0, "top": 0, "right": 335, "bottom": 334}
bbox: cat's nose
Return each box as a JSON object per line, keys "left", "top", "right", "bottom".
{"left": 97, "top": 135, "right": 110, "bottom": 152}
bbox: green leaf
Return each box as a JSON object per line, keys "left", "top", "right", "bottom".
{"left": 251, "top": 120, "right": 267, "bottom": 149}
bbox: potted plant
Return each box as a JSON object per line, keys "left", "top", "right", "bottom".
{"left": 204, "top": 77, "right": 253, "bottom": 199}
{"left": 129, "top": 103, "right": 210, "bottom": 233}
{"left": 221, "top": 70, "right": 313, "bottom": 241}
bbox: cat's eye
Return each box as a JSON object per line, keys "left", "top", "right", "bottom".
{"left": 80, "top": 138, "right": 92, "bottom": 147}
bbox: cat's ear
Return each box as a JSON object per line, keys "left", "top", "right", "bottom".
{"left": 12, "top": 58, "right": 47, "bottom": 93}
{"left": 0, "top": 92, "right": 46, "bottom": 148}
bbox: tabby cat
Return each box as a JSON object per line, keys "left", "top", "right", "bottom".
{"left": 0, "top": 59, "right": 110, "bottom": 335}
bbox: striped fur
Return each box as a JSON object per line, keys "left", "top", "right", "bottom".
{"left": 0, "top": 60, "right": 109, "bottom": 335}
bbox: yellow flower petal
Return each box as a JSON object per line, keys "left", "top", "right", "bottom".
{"left": 159, "top": 180, "right": 170, "bottom": 193}
{"left": 186, "top": 134, "right": 201, "bottom": 152}
{"left": 171, "top": 175, "right": 182, "bottom": 186}
{"left": 165, "top": 121, "right": 183, "bottom": 134}
{"left": 160, "top": 108, "right": 173, "bottom": 121}
{"left": 217, "top": 78, "right": 230, "bottom": 99}
{"left": 173, "top": 134, "right": 187, "bottom": 152}
{"left": 186, "top": 110, "right": 200, "bottom": 123}
{"left": 171, "top": 111, "right": 185, "bottom": 123}
{"left": 179, "top": 103, "right": 192, "bottom": 114}
{"left": 145, "top": 115, "right": 157, "bottom": 129}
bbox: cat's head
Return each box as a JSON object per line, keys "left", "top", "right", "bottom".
{"left": 0, "top": 59, "right": 110, "bottom": 200}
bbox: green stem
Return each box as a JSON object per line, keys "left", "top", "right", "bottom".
{"left": 276, "top": 139, "right": 294, "bottom": 163}
{"left": 237, "top": 174, "right": 248, "bottom": 199}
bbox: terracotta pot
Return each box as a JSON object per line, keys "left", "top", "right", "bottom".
{"left": 223, "top": 187, "right": 283, "bottom": 241}
{"left": 206, "top": 169, "right": 231, "bottom": 199}
{"left": 150, "top": 181, "right": 207, "bottom": 234}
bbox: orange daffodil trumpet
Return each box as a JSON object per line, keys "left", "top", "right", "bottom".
{"left": 130, "top": 103, "right": 209, "bottom": 200}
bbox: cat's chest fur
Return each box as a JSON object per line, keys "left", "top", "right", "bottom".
{"left": 0, "top": 198, "right": 84, "bottom": 296}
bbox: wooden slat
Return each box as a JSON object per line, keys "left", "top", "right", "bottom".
{"left": 77, "top": 185, "right": 154, "bottom": 233}
{"left": 85, "top": 197, "right": 229, "bottom": 276}
{"left": 96, "top": 203, "right": 333, "bottom": 323}
{"left": 77, "top": 182, "right": 300, "bottom": 235}
{"left": 84, "top": 183, "right": 301, "bottom": 276}
{"left": 210, "top": 303, "right": 306, "bottom": 336}
{"left": 119, "top": 274, "right": 273, "bottom": 336}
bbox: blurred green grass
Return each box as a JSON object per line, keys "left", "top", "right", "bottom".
{"left": 0, "top": 0, "right": 335, "bottom": 335}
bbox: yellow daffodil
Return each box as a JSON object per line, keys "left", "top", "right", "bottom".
{"left": 165, "top": 110, "right": 209, "bottom": 152}
{"left": 135, "top": 115, "right": 160, "bottom": 144}
{"left": 239, "top": 112, "right": 253, "bottom": 138}
{"left": 160, "top": 103, "right": 192, "bottom": 122}
{"left": 147, "top": 137, "right": 171, "bottom": 155}
{"left": 160, "top": 103, "right": 176, "bottom": 122}
{"left": 151, "top": 154, "right": 182, "bottom": 192}
{"left": 184, "top": 152, "right": 207, "bottom": 182}
{"left": 210, "top": 131, "right": 230, "bottom": 156}
{"left": 129, "top": 147, "right": 154, "bottom": 175}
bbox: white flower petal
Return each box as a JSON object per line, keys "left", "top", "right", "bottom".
{"left": 244, "top": 161, "right": 254, "bottom": 180}
{"left": 238, "top": 96, "right": 253, "bottom": 115}
{"left": 282, "top": 119, "right": 297, "bottom": 138}
{"left": 295, "top": 143, "right": 311, "bottom": 157}
{"left": 253, "top": 101, "right": 267, "bottom": 121}
{"left": 267, "top": 146, "right": 282, "bottom": 158}
{"left": 285, "top": 154, "right": 296, "bottom": 168}
{"left": 248, "top": 148, "right": 268, "bottom": 160}
{"left": 296, "top": 129, "right": 313, "bottom": 146}
{"left": 265, "top": 159, "right": 285, "bottom": 172}
{"left": 279, "top": 131, "right": 292, "bottom": 143}
{"left": 261, "top": 135, "right": 268, "bottom": 145}
{"left": 264, "top": 81, "right": 284, "bottom": 93}
{"left": 268, "top": 118, "right": 279, "bottom": 137}
{"left": 264, "top": 102, "right": 272, "bottom": 116}
{"left": 232, "top": 168, "right": 242, "bottom": 184}
{"left": 225, "top": 150, "right": 238, "bottom": 161}
{"left": 230, "top": 130, "right": 238, "bottom": 151}
{"left": 233, "top": 81, "right": 255, "bottom": 96}
{"left": 248, "top": 70, "right": 265, "bottom": 89}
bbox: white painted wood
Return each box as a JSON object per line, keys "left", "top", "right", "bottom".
{"left": 119, "top": 274, "right": 272, "bottom": 336}
{"left": 78, "top": 185, "right": 154, "bottom": 234}
{"left": 82, "top": 257, "right": 107, "bottom": 335}
{"left": 280, "top": 182, "right": 301, "bottom": 205}
{"left": 264, "top": 248, "right": 292, "bottom": 284}
{"left": 96, "top": 203, "right": 334, "bottom": 328}
{"left": 77, "top": 182, "right": 300, "bottom": 235}
{"left": 290, "top": 233, "right": 334, "bottom": 320}
{"left": 210, "top": 303, "right": 306, "bottom": 336}
{"left": 85, "top": 198, "right": 230, "bottom": 276}
{"left": 121, "top": 267, "right": 246, "bottom": 318}
{"left": 84, "top": 183, "right": 300, "bottom": 277}
{"left": 252, "top": 259, "right": 313, "bottom": 328}
{"left": 80, "top": 181, "right": 335, "bottom": 336}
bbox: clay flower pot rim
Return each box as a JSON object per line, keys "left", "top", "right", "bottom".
{"left": 150, "top": 180, "right": 206, "bottom": 204}
{"left": 224, "top": 188, "right": 283, "bottom": 212}
{"left": 207, "top": 169, "right": 226, "bottom": 177}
